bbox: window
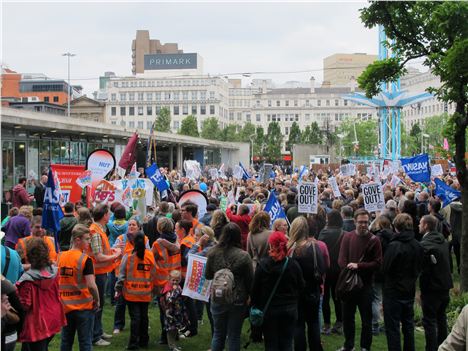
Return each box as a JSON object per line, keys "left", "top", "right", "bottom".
{"left": 294, "top": 100, "right": 298, "bottom": 107}
{"left": 246, "top": 114, "right": 251, "bottom": 122}
{"left": 156, "top": 106, "right": 161, "bottom": 115}
{"left": 183, "top": 91, "right": 188, "bottom": 100}
{"left": 147, "top": 106, "right": 152, "bottom": 115}
{"left": 111, "top": 107, "right": 116, "bottom": 116}
{"left": 138, "top": 93, "right": 144, "bottom": 101}
{"left": 285, "top": 100, "right": 289, "bottom": 107}
{"left": 267, "top": 114, "right": 271, "bottom": 122}
{"left": 113, "top": 82, "right": 119, "bottom": 87}
{"left": 305, "top": 114, "right": 310, "bottom": 121}
{"left": 147, "top": 93, "right": 153, "bottom": 101}
{"left": 174, "top": 106, "right": 179, "bottom": 115}
{"left": 210, "top": 91, "right": 215, "bottom": 99}
{"left": 120, "top": 120, "right": 126, "bottom": 127}
{"left": 44, "top": 96, "right": 49, "bottom": 102}
{"left": 129, "top": 93, "right": 135, "bottom": 101}
{"left": 53, "top": 96, "right": 59, "bottom": 102}
{"left": 272, "top": 114, "right": 277, "bottom": 122}
{"left": 210, "top": 105, "right": 215, "bottom": 114}
{"left": 229, "top": 112, "right": 234, "bottom": 121}
{"left": 183, "top": 105, "right": 189, "bottom": 115}
{"left": 120, "top": 107, "right": 126, "bottom": 116}
{"left": 111, "top": 120, "right": 116, "bottom": 125}
{"left": 335, "top": 99, "right": 339, "bottom": 106}
{"left": 268, "top": 100, "right": 272, "bottom": 107}
{"left": 138, "top": 121, "right": 143, "bottom": 129}
{"left": 129, "top": 107, "right": 135, "bottom": 116}
{"left": 200, "top": 91, "right": 206, "bottom": 100}
{"left": 256, "top": 114, "right": 261, "bottom": 122}
{"left": 129, "top": 121, "right": 135, "bottom": 128}
{"left": 111, "top": 93, "right": 116, "bottom": 101}
{"left": 335, "top": 113, "right": 339, "bottom": 121}
{"left": 138, "top": 106, "right": 143, "bottom": 115}
{"left": 164, "top": 92, "right": 171, "bottom": 101}
{"left": 237, "top": 113, "right": 242, "bottom": 121}
{"left": 285, "top": 127, "right": 289, "bottom": 135}
{"left": 147, "top": 121, "right": 152, "bottom": 129}
{"left": 192, "top": 105, "right": 197, "bottom": 114}
{"left": 344, "top": 100, "right": 348, "bottom": 106}
{"left": 256, "top": 100, "right": 261, "bottom": 107}
{"left": 326, "top": 100, "right": 330, "bottom": 106}
{"left": 317, "top": 100, "right": 321, "bottom": 107}
{"left": 191, "top": 91, "right": 198, "bottom": 100}
{"left": 155, "top": 92, "right": 161, "bottom": 101}
{"left": 173, "top": 92, "right": 179, "bottom": 101}
{"left": 276, "top": 100, "right": 280, "bottom": 107}
{"left": 295, "top": 114, "right": 299, "bottom": 122}
{"left": 200, "top": 105, "right": 206, "bottom": 115}
{"left": 306, "top": 99, "right": 310, "bottom": 106}
{"left": 173, "top": 121, "right": 179, "bottom": 129}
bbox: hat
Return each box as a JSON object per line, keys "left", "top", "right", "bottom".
{"left": 386, "top": 200, "right": 397, "bottom": 209}
{"left": 206, "top": 204, "right": 217, "bottom": 212}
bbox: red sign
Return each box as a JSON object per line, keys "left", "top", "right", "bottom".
{"left": 50, "top": 164, "right": 86, "bottom": 203}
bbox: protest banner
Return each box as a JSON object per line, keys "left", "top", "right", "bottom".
{"left": 239, "top": 162, "right": 251, "bottom": 180}
{"left": 298, "top": 182, "right": 318, "bottom": 214}
{"left": 209, "top": 168, "right": 219, "bottom": 180}
{"left": 182, "top": 254, "right": 212, "bottom": 302}
{"left": 76, "top": 170, "right": 92, "bottom": 189}
{"left": 340, "top": 163, "right": 356, "bottom": 176}
{"left": 178, "top": 189, "right": 208, "bottom": 219}
{"left": 50, "top": 164, "right": 86, "bottom": 203}
{"left": 390, "top": 175, "right": 403, "bottom": 188}
{"left": 434, "top": 178, "right": 461, "bottom": 207}
{"left": 400, "top": 154, "right": 431, "bottom": 183}
{"left": 232, "top": 165, "right": 243, "bottom": 180}
{"left": 184, "top": 160, "right": 201, "bottom": 180}
{"left": 328, "top": 177, "right": 341, "bottom": 198}
{"left": 42, "top": 168, "right": 64, "bottom": 251}
{"left": 362, "top": 182, "right": 385, "bottom": 212}
{"left": 264, "top": 192, "right": 287, "bottom": 223}
{"left": 146, "top": 163, "right": 169, "bottom": 192}
{"left": 431, "top": 164, "right": 443, "bottom": 177}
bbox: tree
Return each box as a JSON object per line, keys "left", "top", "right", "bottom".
{"left": 254, "top": 127, "right": 265, "bottom": 158}
{"left": 408, "top": 123, "right": 422, "bottom": 155}
{"left": 336, "top": 118, "right": 378, "bottom": 157}
{"left": 179, "top": 115, "right": 199, "bottom": 137}
{"left": 264, "top": 122, "right": 283, "bottom": 162}
{"left": 201, "top": 117, "right": 221, "bottom": 140}
{"left": 154, "top": 107, "right": 171, "bottom": 133}
{"left": 358, "top": 2, "right": 468, "bottom": 290}
{"left": 287, "top": 122, "right": 302, "bottom": 153}
{"left": 238, "top": 122, "right": 256, "bottom": 143}
{"left": 220, "top": 124, "right": 238, "bottom": 142}
{"left": 302, "top": 121, "right": 323, "bottom": 144}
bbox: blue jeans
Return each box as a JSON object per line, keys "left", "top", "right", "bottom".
{"left": 210, "top": 303, "right": 246, "bottom": 351}
{"left": 383, "top": 295, "right": 415, "bottom": 351}
{"left": 61, "top": 310, "right": 94, "bottom": 351}
{"left": 93, "top": 273, "right": 107, "bottom": 342}
{"left": 372, "top": 282, "right": 383, "bottom": 332}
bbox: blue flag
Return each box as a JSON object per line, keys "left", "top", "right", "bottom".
{"left": 239, "top": 162, "right": 251, "bottom": 180}
{"left": 400, "top": 154, "right": 431, "bottom": 183}
{"left": 42, "top": 168, "right": 64, "bottom": 251}
{"left": 264, "top": 191, "right": 287, "bottom": 225}
{"left": 146, "top": 163, "right": 169, "bottom": 192}
{"left": 434, "top": 178, "right": 461, "bottom": 207}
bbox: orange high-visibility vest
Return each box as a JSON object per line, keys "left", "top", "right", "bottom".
{"left": 190, "top": 219, "right": 203, "bottom": 237}
{"left": 122, "top": 250, "right": 157, "bottom": 302}
{"left": 152, "top": 241, "right": 181, "bottom": 287}
{"left": 16, "top": 236, "right": 58, "bottom": 263}
{"left": 114, "top": 234, "right": 149, "bottom": 274}
{"left": 87, "top": 223, "right": 114, "bottom": 275}
{"left": 180, "top": 234, "right": 196, "bottom": 277}
{"left": 57, "top": 249, "right": 94, "bottom": 314}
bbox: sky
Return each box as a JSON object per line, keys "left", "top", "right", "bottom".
{"left": 2, "top": 1, "right": 384, "bottom": 95}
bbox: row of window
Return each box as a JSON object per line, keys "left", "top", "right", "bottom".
{"left": 110, "top": 119, "right": 227, "bottom": 132}
{"left": 111, "top": 91, "right": 217, "bottom": 102}
{"left": 403, "top": 102, "right": 452, "bottom": 117}
{"left": 110, "top": 104, "right": 220, "bottom": 117}
{"left": 112, "top": 79, "right": 218, "bottom": 89}
{"left": 43, "top": 96, "right": 60, "bottom": 103}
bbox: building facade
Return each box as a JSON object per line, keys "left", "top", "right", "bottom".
{"left": 323, "top": 53, "right": 377, "bottom": 86}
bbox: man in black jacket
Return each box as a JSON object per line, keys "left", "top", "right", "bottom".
{"left": 382, "top": 213, "right": 424, "bottom": 351}
{"left": 33, "top": 174, "right": 47, "bottom": 208}
{"left": 418, "top": 214, "right": 453, "bottom": 351}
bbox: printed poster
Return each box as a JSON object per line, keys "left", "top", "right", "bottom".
{"left": 182, "top": 254, "right": 212, "bottom": 302}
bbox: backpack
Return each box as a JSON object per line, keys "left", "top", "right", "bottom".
{"left": 211, "top": 267, "right": 235, "bottom": 305}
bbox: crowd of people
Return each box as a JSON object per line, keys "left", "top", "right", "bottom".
{"left": 0, "top": 162, "right": 466, "bottom": 351}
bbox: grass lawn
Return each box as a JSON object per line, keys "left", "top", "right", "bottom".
{"left": 45, "top": 299, "right": 426, "bottom": 351}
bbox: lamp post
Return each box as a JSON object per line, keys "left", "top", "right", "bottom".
{"left": 421, "top": 133, "right": 429, "bottom": 153}
{"left": 249, "top": 133, "right": 256, "bottom": 168}
{"left": 62, "top": 52, "right": 76, "bottom": 117}
{"left": 337, "top": 133, "right": 346, "bottom": 160}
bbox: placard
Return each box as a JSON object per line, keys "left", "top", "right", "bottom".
{"left": 298, "top": 182, "right": 318, "bottom": 214}
{"left": 431, "top": 164, "right": 443, "bottom": 177}
{"left": 182, "top": 254, "right": 212, "bottom": 302}
{"left": 329, "top": 177, "right": 341, "bottom": 198}
{"left": 340, "top": 164, "right": 356, "bottom": 176}
{"left": 362, "top": 183, "right": 385, "bottom": 212}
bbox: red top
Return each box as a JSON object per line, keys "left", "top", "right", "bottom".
{"left": 226, "top": 207, "right": 252, "bottom": 250}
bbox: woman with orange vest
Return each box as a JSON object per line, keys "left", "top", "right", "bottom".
{"left": 87, "top": 204, "right": 122, "bottom": 346}
{"left": 115, "top": 233, "right": 157, "bottom": 350}
{"left": 112, "top": 217, "right": 150, "bottom": 335}
{"left": 16, "top": 215, "right": 58, "bottom": 269}
{"left": 151, "top": 217, "right": 181, "bottom": 345}
{"left": 58, "top": 224, "right": 100, "bottom": 351}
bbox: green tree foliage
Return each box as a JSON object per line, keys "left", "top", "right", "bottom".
{"left": 358, "top": 1, "right": 468, "bottom": 290}
{"left": 264, "top": 122, "right": 283, "bottom": 162}
{"left": 220, "top": 125, "right": 238, "bottom": 142}
{"left": 286, "top": 122, "right": 302, "bottom": 152}
{"left": 302, "top": 122, "right": 323, "bottom": 144}
{"left": 179, "top": 115, "right": 199, "bottom": 137}
{"left": 336, "top": 118, "right": 378, "bottom": 157}
{"left": 201, "top": 117, "right": 221, "bottom": 140}
{"left": 254, "top": 127, "right": 265, "bottom": 157}
{"left": 154, "top": 107, "right": 171, "bottom": 133}
{"left": 238, "top": 122, "right": 256, "bottom": 143}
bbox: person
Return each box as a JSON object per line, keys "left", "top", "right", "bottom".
{"left": 107, "top": 204, "right": 128, "bottom": 247}
{"left": 226, "top": 203, "right": 252, "bottom": 250}
{"left": 205, "top": 223, "right": 254, "bottom": 351}
{"left": 318, "top": 209, "right": 344, "bottom": 335}
{"left": 428, "top": 198, "right": 451, "bottom": 239}
{"left": 143, "top": 201, "right": 169, "bottom": 246}
{"left": 382, "top": 200, "right": 398, "bottom": 223}
{"left": 88, "top": 204, "right": 122, "bottom": 346}
{"left": 337, "top": 209, "right": 382, "bottom": 351}
{"left": 58, "top": 224, "right": 100, "bottom": 351}
{"left": 246, "top": 211, "right": 272, "bottom": 270}
{"left": 1, "top": 207, "right": 18, "bottom": 227}
{"left": 382, "top": 213, "right": 424, "bottom": 351}
{"left": 2, "top": 206, "right": 32, "bottom": 249}
{"left": 251, "top": 231, "right": 304, "bottom": 351}
{"left": 33, "top": 175, "right": 48, "bottom": 209}
{"left": 59, "top": 202, "right": 78, "bottom": 251}
{"left": 16, "top": 216, "right": 58, "bottom": 268}
{"left": 447, "top": 198, "right": 462, "bottom": 273}
{"left": 395, "top": 185, "right": 408, "bottom": 211}
{"left": 341, "top": 206, "right": 355, "bottom": 232}
{"left": 272, "top": 218, "right": 289, "bottom": 236}
{"left": 115, "top": 233, "right": 157, "bottom": 350}
{"left": 1, "top": 231, "right": 23, "bottom": 284}
{"left": 288, "top": 216, "right": 326, "bottom": 351}
{"left": 401, "top": 199, "right": 421, "bottom": 240}
{"left": 12, "top": 177, "right": 34, "bottom": 209}
{"left": 419, "top": 214, "right": 453, "bottom": 351}
{"left": 17, "top": 237, "right": 67, "bottom": 351}
{"left": 180, "top": 202, "right": 203, "bottom": 237}
{"left": 160, "top": 270, "right": 189, "bottom": 351}
{"left": 77, "top": 207, "right": 93, "bottom": 227}
{"left": 200, "top": 204, "right": 217, "bottom": 226}
{"left": 1, "top": 276, "right": 24, "bottom": 351}
{"left": 438, "top": 304, "right": 468, "bottom": 351}
{"left": 209, "top": 210, "right": 229, "bottom": 240}
{"left": 112, "top": 218, "right": 150, "bottom": 335}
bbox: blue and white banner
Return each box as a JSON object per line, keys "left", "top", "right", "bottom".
{"left": 298, "top": 165, "right": 308, "bottom": 183}
{"left": 146, "top": 163, "right": 169, "bottom": 192}
{"left": 42, "top": 168, "right": 64, "bottom": 251}
{"left": 400, "top": 154, "right": 431, "bottom": 183}
{"left": 264, "top": 191, "right": 287, "bottom": 223}
{"left": 434, "top": 178, "right": 461, "bottom": 207}
{"left": 239, "top": 162, "right": 251, "bottom": 180}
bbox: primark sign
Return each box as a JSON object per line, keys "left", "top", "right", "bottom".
{"left": 144, "top": 53, "right": 198, "bottom": 70}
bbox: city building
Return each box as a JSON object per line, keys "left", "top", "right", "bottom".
{"left": 323, "top": 53, "right": 377, "bottom": 86}
{"left": 69, "top": 95, "right": 106, "bottom": 122}
{"left": 132, "top": 30, "right": 183, "bottom": 75}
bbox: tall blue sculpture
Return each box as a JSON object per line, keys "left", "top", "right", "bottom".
{"left": 343, "top": 26, "right": 432, "bottom": 160}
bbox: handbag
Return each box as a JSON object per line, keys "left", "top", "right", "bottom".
{"left": 249, "top": 257, "right": 289, "bottom": 327}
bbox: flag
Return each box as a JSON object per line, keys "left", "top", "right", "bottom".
{"left": 434, "top": 178, "right": 461, "bottom": 207}
{"left": 400, "top": 153, "right": 431, "bottom": 183}
{"left": 146, "top": 163, "right": 169, "bottom": 192}
{"left": 264, "top": 191, "right": 287, "bottom": 224}
{"left": 42, "top": 168, "right": 64, "bottom": 251}
{"left": 239, "top": 162, "right": 251, "bottom": 180}
{"left": 443, "top": 138, "right": 449, "bottom": 151}
{"left": 298, "top": 165, "right": 308, "bottom": 182}
{"left": 118, "top": 132, "right": 139, "bottom": 171}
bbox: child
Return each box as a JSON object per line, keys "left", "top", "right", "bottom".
{"left": 160, "top": 270, "right": 189, "bottom": 351}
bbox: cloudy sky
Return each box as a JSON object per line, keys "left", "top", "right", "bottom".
{"left": 3, "top": 1, "right": 382, "bottom": 95}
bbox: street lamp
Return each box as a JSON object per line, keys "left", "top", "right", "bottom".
{"left": 249, "top": 133, "right": 256, "bottom": 168}
{"left": 337, "top": 133, "right": 346, "bottom": 160}
{"left": 421, "top": 133, "right": 429, "bottom": 153}
{"left": 62, "top": 52, "right": 76, "bottom": 117}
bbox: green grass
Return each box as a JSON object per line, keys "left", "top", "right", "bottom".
{"left": 43, "top": 299, "right": 426, "bottom": 351}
